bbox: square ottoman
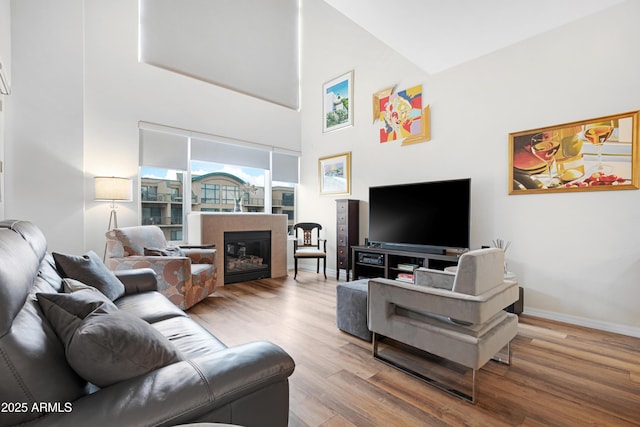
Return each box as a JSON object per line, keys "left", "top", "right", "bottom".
{"left": 336, "top": 279, "right": 372, "bottom": 342}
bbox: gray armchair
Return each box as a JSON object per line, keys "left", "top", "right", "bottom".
{"left": 367, "top": 248, "right": 519, "bottom": 403}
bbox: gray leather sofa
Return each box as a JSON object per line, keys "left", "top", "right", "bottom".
{"left": 0, "top": 220, "right": 295, "bottom": 427}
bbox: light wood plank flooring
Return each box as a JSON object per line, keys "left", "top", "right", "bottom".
{"left": 187, "top": 271, "right": 640, "bottom": 427}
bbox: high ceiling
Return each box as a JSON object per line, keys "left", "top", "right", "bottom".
{"left": 322, "top": 0, "right": 626, "bottom": 74}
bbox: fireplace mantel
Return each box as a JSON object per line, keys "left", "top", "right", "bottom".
{"left": 187, "top": 213, "right": 288, "bottom": 285}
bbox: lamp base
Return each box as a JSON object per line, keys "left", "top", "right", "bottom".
{"left": 103, "top": 208, "right": 119, "bottom": 262}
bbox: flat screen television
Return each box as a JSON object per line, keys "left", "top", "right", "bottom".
{"left": 368, "top": 178, "right": 471, "bottom": 254}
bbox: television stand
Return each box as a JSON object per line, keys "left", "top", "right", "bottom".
{"left": 350, "top": 246, "right": 460, "bottom": 282}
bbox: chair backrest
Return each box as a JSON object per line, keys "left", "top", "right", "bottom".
{"left": 294, "top": 222, "right": 322, "bottom": 248}
{"left": 452, "top": 248, "right": 505, "bottom": 296}
{"left": 108, "top": 225, "right": 168, "bottom": 256}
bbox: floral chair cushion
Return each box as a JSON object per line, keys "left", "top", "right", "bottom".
{"left": 114, "top": 226, "right": 168, "bottom": 256}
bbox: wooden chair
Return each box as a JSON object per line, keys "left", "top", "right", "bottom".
{"left": 293, "top": 222, "right": 327, "bottom": 279}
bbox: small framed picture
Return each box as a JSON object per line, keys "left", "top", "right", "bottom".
{"left": 319, "top": 152, "right": 351, "bottom": 195}
{"left": 323, "top": 71, "right": 353, "bottom": 133}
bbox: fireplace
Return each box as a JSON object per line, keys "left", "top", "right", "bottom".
{"left": 224, "top": 230, "right": 271, "bottom": 284}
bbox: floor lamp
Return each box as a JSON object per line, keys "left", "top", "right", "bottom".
{"left": 95, "top": 176, "right": 132, "bottom": 261}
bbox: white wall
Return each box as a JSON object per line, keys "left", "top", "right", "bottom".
{"left": 6, "top": 0, "right": 85, "bottom": 253}
{"left": 300, "top": 0, "right": 640, "bottom": 336}
{"left": 6, "top": 0, "right": 301, "bottom": 254}
{"left": 83, "top": 0, "right": 300, "bottom": 254}
{"left": 0, "top": 0, "right": 9, "bottom": 219}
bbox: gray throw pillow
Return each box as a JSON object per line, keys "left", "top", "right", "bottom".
{"left": 63, "top": 278, "right": 115, "bottom": 301}
{"left": 37, "top": 292, "right": 183, "bottom": 387}
{"left": 37, "top": 288, "right": 118, "bottom": 347}
{"left": 53, "top": 250, "right": 125, "bottom": 301}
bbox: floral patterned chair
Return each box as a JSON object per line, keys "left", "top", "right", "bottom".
{"left": 105, "top": 225, "right": 217, "bottom": 309}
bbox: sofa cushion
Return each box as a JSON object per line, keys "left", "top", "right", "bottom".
{"left": 53, "top": 250, "right": 125, "bottom": 300}
{"left": 151, "top": 316, "right": 227, "bottom": 359}
{"left": 115, "top": 290, "right": 188, "bottom": 323}
{"left": 37, "top": 292, "right": 183, "bottom": 387}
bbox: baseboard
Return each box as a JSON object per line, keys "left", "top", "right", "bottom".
{"left": 523, "top": 307, "right": 640, "bottom": 338}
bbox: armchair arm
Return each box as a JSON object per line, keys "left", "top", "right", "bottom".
{"left": 181, "top": 248, "right": 216, "bottom": 265}
{"left": 414, "top": 267, "right": 455, "bottom": 290}
{"left": 114, "top": 268, "right": 158, "bottom": 294}
{"left": 180, "top": 244, "right": 215, "bottom": 249}
{"left": 28, "top": 341, "right": 295, "bottom": 427}
{"left": 109, "top": 256, "right": 192, "bottom": 292}
{"left": 368, "top": 277, "right": 519, "bottom": 325}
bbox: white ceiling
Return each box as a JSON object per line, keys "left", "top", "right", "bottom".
{"left": 322, "top": 0, "right": 626, "bottom": 74}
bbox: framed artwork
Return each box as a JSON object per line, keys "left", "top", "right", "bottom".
{"left": 402, "top": 105, "right": 431, "bottom": 146}
{"left": 323, "top": 71, "right": 353, "bottom": 133}
{"left": 374, "top": 84, "right": 430, "bottom": 145}
{"left": 319, "top": 152, "right": 351, "bottom": 195}
{"left": 509, "top": 111, "right": 640, "bottom": 194}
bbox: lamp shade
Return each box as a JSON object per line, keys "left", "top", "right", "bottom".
{"left": 94, "top": 176, "right": 133, "bottom": 201}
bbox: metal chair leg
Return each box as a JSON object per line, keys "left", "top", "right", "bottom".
{"left": 372, "top": 332, "right": 478, "bottom": 404}
{"left": 492, "top": 341, "right": 511, "bottom": 365}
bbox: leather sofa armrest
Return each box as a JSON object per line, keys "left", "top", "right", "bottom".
{"left": 27, "top": 341, "right": 295, "bottom": 427}
{"left": 114, "top": 268, "right": 158, "bottom": 294}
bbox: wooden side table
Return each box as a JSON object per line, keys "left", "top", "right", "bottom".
{"left": 336, "top": 199, "right": 359, "bottom": 281}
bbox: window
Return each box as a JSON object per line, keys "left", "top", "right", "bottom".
{"left": 201, "top": 184, "right": 219, "bottom": 204}
{"left": 139, "top": 168, "right": 185, "bottom": 241}
{"left": 139, "top": 124, "right": 299, "bottom": 242}
{"left": 282, "top": 192, "right": 294, "bottom": 206}
{"left": 221, "top": 185, "right": 239, "bottom": 204}
{"left": 142, "top": 206, "right": 162, "bottom": 225}
{"left": 191, "top": 160, "right": 266, "bottom": 213}
{"left": 171, "top": 206, "right": 182, "bottom": 225}
{"left": 169, "top": 187, "right": 180, "bottom": 201}
{"left": 141, "top": 185, "right": 158, "bottom": 201}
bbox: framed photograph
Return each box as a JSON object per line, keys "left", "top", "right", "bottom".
{"left": 319, "top": 152, "right": 351, "bottom": 195}
{"left": 509, "top": 111, "right": 640, "bottom": 194}
{"left": 323, "top": 71, "right": 353, "bottom": 133}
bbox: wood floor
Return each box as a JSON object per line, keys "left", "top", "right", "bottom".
{"left": 187, "top": 271, "right": 640, "bottom": 427}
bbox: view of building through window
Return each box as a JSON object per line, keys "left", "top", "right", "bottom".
{"left": 140, "top": 161, "right": 295, "bottom": 242}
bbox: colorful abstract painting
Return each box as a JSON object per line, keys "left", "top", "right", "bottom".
{"left": 378, "top": 84, "right": 423, "bottom": 143}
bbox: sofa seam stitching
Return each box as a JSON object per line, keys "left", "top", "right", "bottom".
{"left": 0, "top": 345, "right": 36, "bottom": 403}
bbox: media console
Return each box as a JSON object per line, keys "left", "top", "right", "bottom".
{"left": 350, "top": 245, "right": 460, "bottom": 282}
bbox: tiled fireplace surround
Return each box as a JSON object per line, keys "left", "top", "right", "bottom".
{"left": 187, "top": 213, "right": 289, "bottom": 285}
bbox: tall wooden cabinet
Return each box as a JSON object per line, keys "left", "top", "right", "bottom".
{"left": 336, "top": 199, "right": 359, "bottom": 281}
